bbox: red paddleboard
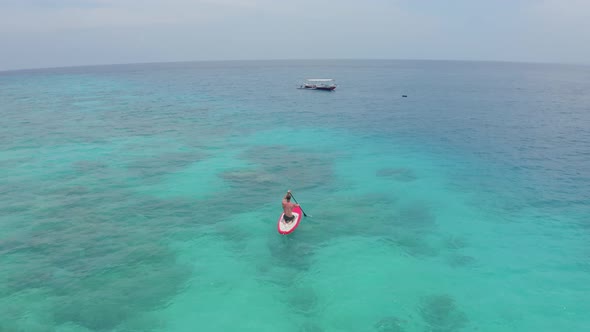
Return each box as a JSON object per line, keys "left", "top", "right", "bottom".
{"left": 277, "top": 206, "right": 303, "bottom": 235}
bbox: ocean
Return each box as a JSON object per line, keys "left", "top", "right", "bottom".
{"left": 1, "top": 60, "right": 589, "bottom": 332}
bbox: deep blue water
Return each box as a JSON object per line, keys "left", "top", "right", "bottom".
{"left": 1, "top": 60, "right": 589, "bottom": 331}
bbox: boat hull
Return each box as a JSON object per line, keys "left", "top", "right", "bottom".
{"left": 314, "top": 86, "right": 336, "bottom": 91}
{"left": 299, "top": 85, "right": 336, "bottom": 91}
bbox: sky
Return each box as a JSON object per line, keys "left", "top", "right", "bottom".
{"left": 0, "top": 0, "right": 589, "bottom": 70}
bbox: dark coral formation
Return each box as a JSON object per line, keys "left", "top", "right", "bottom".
{"left": 376, "top": 168, "right": 417, "bottom": 182}
{"left": 374, "top": 316, "right": 406, "bottom": 332}
{"left": 448, "top": 255, "right": 477, "bottom": 268}
{"left": 418, "top": 294, "right": 468, "bottom": 332}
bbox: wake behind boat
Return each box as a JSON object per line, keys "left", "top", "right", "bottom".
{"left": 298, "top": 78, "right": 337, "bottom": 91}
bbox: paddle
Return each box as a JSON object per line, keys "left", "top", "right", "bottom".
{"left": 289, "top": 192, "right": 309, "bottom": 217}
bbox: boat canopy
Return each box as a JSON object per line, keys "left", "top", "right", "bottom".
{"left": 306, "top": 79, "right": 334, "bottom": 82}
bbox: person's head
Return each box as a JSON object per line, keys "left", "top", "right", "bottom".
{"left": 285, "top": 193, "right": 291, "bottom": 201}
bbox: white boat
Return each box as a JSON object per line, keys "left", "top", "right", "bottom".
{"left": 298, "top": 78, "right": 336, "bottom": 91}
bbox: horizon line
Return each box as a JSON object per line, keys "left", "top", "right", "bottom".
{"left": 1, "top": 57, "right": 588, "bottom": 74}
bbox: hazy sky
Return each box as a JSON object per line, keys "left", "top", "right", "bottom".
{"left": 1, "top": 0, "right": 589, "bottom": 70}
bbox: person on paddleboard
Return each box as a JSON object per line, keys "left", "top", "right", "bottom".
{"left": 282, "top": 190, "right": 300, "bottom": 223}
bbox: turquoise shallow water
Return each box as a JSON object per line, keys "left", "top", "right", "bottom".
{"left": 1, "top": 60, "right": 589, "bottom": 331}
